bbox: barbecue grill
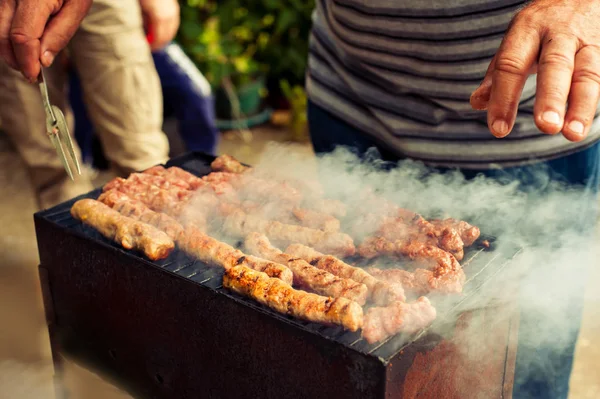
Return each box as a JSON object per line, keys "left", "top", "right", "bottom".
{"left": 35, "top": 152, "right": 521, "bottom": 399}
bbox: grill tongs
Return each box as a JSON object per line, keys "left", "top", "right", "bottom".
{"left": 38, "top": 69, "right": 81, "bottom": 181}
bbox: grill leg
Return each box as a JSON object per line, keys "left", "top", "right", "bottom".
{"left": 39, "top": 265, "right": 69, "bottom": 399}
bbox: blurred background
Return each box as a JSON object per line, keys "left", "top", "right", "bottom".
{"left": 0, "top": 0, "right": 599, "bottom": 398}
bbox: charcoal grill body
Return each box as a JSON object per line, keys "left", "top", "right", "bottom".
{"left": 35, "top": 153, "right": 519, "bottom": 399}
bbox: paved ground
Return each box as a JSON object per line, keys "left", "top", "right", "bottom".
{"left": 0, "top": 126, "right": 597, "bottom": 398}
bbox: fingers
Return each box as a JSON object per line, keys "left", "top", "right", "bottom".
{"left": 487, "top": 21, "right": 541, "bottom": 137}
{"left": 40, "top": 0, "right": 93, "bottom": 67}
{"left": 470, "top": 55, "right": 496, "bottom": 111}
{"left": 533, "top": 34, "right": 577, "bottom": 135}
{"left": 562, "top": 46, "right": 600, "bottom": 142}
{"left": 0, "top": 0, "right": 17, "bottom": 69}
{"left": 10, "top": 0, "right": 58, "bottom": 81}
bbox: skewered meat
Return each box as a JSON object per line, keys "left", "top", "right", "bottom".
{"left": 366, "top": 267, "right": 465, "bottom": 295}
{"left": 285, "top": 244, "right": 405, "bottom": 305}
{"left": 178, "top": 226, "right": 293, "bottom": 284}
{"left": 98, "top": 190, "right": 186, "bottom": 238}
{"left": 292, "top": 208, "right": 340, "bottom": 233}
{"left": 71, "top": 199, "right": 174, "bottom": 260}
{"left": 223, "top": 208, "right": 355, "bottom": 257}
{"left": 211, "top": 154, "right": 250, "bottom": 174}
{"left": 362, "top": 297, "right": 437, "bottom": 344}
{"left": 244, "top": 233, "right": 368, "bottom": 305}
{"left": 223, "top": 265, "right": 364, "bottom": 332}
{"left": 358, "top": 237, "right": 460, "bottom": 274}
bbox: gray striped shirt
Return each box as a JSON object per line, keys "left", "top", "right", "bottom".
{"left": 307, "top": 0, "right": 600, "bottom": 169}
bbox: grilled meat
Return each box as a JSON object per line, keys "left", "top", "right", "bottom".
{"left": 223, "top": 208, "right": 355, "bottom": 257}
{"left": 358, "top": 236, "right": 461, "bottom": 273}
{"left": 71, "top": 199, "right": 174, "bottom": 260}
{"left": 285, "top": 244, "right": 405, "bottom": 305}
{"left": 144, "top": 165, "right": 207, "bottom": 190}
{"left": 376, "top": 214, "right": 465, "bottom": 260}
{"left": 430, "top": 218, "right": 480, "bottom": 247}
{"left": 178, "top": 226, "right": 293, "bottom": 284}
{"left": 211, "top": 154, "right": 250, "bottom": 174}
{"left": 98, "top": 191, "right": 291, "bottom": 283}
{"left": 362, "top": 297, "right": 437, "bottom": 343}
{"left": 292, "top": 208, "right": 341, "bottom": 233}
{"left": 223, "top": 265, "right": 364, "bottom": 331}
{"left": 366, "top": 267, "right": 465, "bottom": 295}
{"left": 98, "top": 190, "right": 186, "bottom": 238}
{"left": 309, "top": 198, "right": 347, "bottom": 218}
{"left": 244, "top": 233, "right": 368, "bottom": 305}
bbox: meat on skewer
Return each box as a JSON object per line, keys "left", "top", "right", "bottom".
{"left": 71, "top": 199, "right": 174, "bottom": 260}
{"left": 366, "top": 266, "right": 465, "bottom": 295}
{"left": 99, "top": 191, "right": 293, "bottom": 284}
{"left": 223, "top": 265, "right": 364, "bottom": 332}
{"left": 244, "top": 233, "right": 368, "bottom": 305}
{"left": 362, "top": 297, "right": 437, "bottom": 344}
{"left": 223, "top": 208, "right": 355, "bottom": 257}
{"left": 285, "top": 243, "right": 405, "bottom": 305}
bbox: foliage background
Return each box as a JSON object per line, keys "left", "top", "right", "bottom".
{"left": 177, "top": 0, "right": 315, "bottom": 93}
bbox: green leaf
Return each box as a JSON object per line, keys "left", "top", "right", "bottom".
{"left": 275, "top": 9, "right": 297, "bottom": 36}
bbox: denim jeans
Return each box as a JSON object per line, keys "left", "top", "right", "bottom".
{"left": 308, "top": 100, "right": 600, "bottom": 399}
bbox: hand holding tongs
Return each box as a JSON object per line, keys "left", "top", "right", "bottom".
{"left": 38, "top": 69, "right": 81, "bottom": 180}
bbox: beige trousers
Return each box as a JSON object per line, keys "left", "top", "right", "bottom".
{"left": 0, "top": 0, "right": 169, "bottom": 209}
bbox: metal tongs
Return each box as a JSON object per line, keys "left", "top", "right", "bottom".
{"left": 38, "top": 69, "right": 81, "bottom": 180}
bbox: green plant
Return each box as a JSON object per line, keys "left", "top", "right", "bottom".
{"left": 178, "top": 1, "right": 266, "bottom": 88}
{"left": 178, "top": 0, "right": 315, "bottom": 89}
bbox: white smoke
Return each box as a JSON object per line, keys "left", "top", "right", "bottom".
{"left": 246, "top": 143, "right": 599, "bottom": 395}
{"left": 183, "top": 142, "right": 599, "bottom": 394}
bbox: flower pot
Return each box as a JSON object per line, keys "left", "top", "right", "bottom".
{"left": 214, "top": 76, "right": 265, "bottom": 120}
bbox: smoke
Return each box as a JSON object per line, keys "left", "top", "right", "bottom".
{"left": 184, "top": 143, "right": 599, "bottom": 395}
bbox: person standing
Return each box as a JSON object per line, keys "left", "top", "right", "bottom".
{"left": 0, "top": 0, "right": 179, "bottom": 209}
{"left": 306, "top": 0, "right": 600, "bottom": 397}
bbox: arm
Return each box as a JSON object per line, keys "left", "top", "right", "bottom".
{"left": 139, "top": 0, "right": 180, "bottom": 51}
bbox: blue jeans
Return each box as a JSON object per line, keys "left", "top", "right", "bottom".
{"left": 308, "top": 100, "right": 600, "bottom": 398}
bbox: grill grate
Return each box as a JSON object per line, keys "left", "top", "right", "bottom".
{"left": 41, "top": 152, "right": 521, "bottom": 362}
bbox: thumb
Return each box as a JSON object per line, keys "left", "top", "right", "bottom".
{"left": 470, "top": 54, "right": 496, "bottom": 111}
{"left": 39, "top": 0, "right": 92, "bottom": 67}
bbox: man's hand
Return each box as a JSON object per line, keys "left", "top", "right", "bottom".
{"left": 0, "top": 0, "right": 92, "bottom": 82}
{"left": 140, "top": 0, "right": 180, "bottom": 51}
{"left": 470, "top": 0, "right": 600, "bottom": 142}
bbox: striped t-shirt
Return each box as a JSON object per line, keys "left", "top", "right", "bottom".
{"left": 306, "top": 0, "right": 600, "bottom": 169}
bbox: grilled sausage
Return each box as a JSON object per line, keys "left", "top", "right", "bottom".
{"left": 223, "top": 265, "right": 364, "bottom": 332}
